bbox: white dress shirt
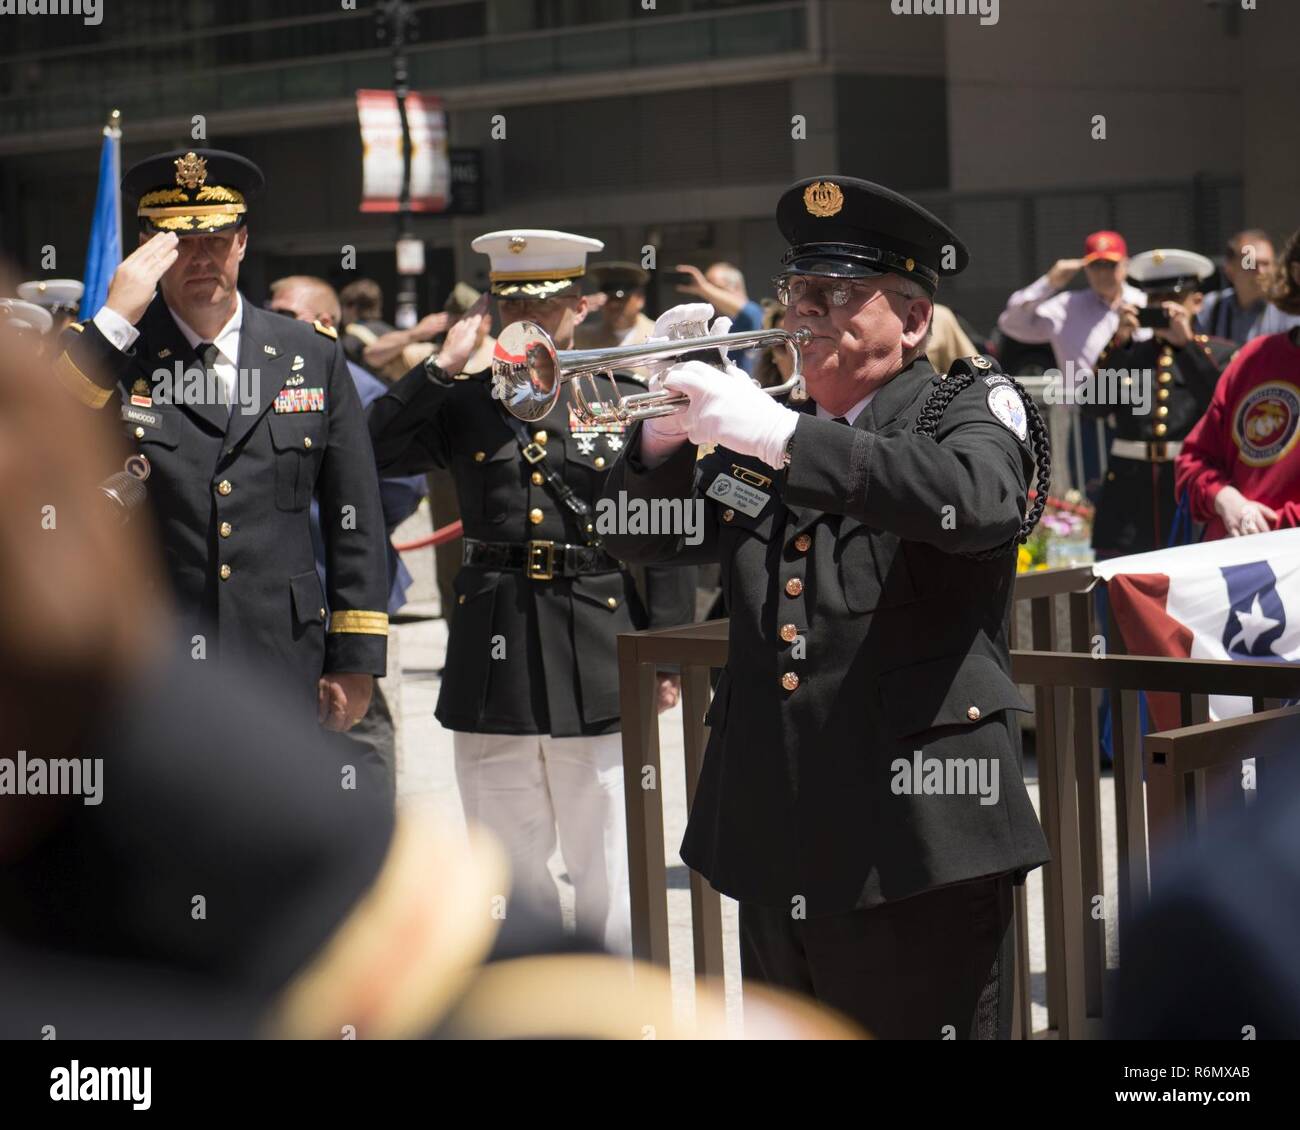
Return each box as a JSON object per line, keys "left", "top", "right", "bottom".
{"left": 996, "top": 273, "right": 1145, "bottom": 376}
{"left": 94, "top": 295, "right": 244, "bottom": 410}
{"left": 816, "top": 387, "right": 878, "bottom": 427}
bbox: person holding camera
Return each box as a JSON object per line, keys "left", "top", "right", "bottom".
{"left": 1086, "top": 249, "right": 1235, "bottom": 556}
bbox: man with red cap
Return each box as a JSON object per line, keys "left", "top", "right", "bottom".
{"left": 998, "top": 230, "right": 1147, "bottom": 380}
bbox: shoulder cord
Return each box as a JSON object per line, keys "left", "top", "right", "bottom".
{"left": 912, "top": 367, "right": 1052, "bottom": 560}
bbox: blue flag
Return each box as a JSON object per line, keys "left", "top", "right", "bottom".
{"left": 81, "top": 114, "right": 121, "bottom": 320}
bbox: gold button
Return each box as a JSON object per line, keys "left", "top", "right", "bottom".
{"left": 529, "top": 507, "right": 544, "bottom": 525}
{"left": 606, "top": 597, "right": 618, "bottom": 609}
{"left": 474, "top": 451, "right": 486, "bottom": 462}
{"left": 594, "top": 456, "right": 606, "bottom": 469}
{"left": 219, "top": 522, "right": 232, "bottom": 538}
{"left": 785, "top": 577, "right": 804, "bottom": 597}
{"left": 219, "top": 564, "right": 231, "bottom": 580}
{"left": 217, "top": 480, "right": 232, "bottom": 496}
{"left": 134, "top": 426, "right": 145, "bottom": 439}
{"left": 1154, "top": 423, "right": 1168, "bottom": 437}
{"left": 1159, "top": 352, "right": 1173, "bottom": 367}
{"left": 967, "top": 705, "right": 981, "bottom": 721}
{"left": 303, "top": 436, "right": 313, "bottom": 449}
{"left": 779, "top": 623, "right": 798, "bottom": 643}
{"left": 1158, "top": 372, "right": 1172, "bottom": 384}
{"left": 1158, "top": 388, "right": 1170, "bottom": 400}
{"left": 531, "top": 471, "right": 544, "bottom": 485}
{"left": 1107, "top": 471, "right": 1116, "bottom": 481}
{"left": 793, "top": 533, "right": 812, "bottom": 553}
{"left": 1156, "top": 405, "right": 1169, "bottom": 418}
{"left": 781, "top": 672, "right": 800, "bottom": 692}
{"left": 722, "top": 508, "right": 735, "bottom": 523}
{"left": 533, "top": 431, "right": 548, "bottom": 446}
{"left": 319, "top": 607, "right": 326, "bottom": 619}
{"left": 458, "top": 594, "right": 466, "bottom": 604}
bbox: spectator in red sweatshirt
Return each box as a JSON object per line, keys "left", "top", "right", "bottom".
{"left": 1176, "top": 228, "right": 1300, "bottom": 538}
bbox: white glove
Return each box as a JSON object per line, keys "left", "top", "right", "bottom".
{"left": 662, "top": 360, "right": 799, "bottom": 470}
{"left": 644, "top": 304, "right": 733, "bottom": 384}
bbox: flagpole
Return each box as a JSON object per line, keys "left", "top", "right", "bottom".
{"left": 108, "top": 109, "right": 121, "bottom": 239}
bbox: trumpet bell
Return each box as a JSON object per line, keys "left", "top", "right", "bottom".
{"left": 491, "top": 322, "right": 561, "bottom": 423}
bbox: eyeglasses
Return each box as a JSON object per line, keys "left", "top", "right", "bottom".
{"left": 773, "top": 276, "right": 914, "bottom": 309}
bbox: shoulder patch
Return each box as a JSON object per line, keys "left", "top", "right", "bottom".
{"left": 987, "top": 384, "right": 1028, "bottom": 441}
{"left": 313, "top": 320, "right": 338, "bottom": 340}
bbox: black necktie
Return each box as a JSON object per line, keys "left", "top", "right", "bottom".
{"left": 197, "top": 342, "right": 226, "bottom": 409}
{"left": 832, "top": 416, "right": 849, "bottom": 426}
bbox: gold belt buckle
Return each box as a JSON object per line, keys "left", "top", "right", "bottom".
{"left": 527, "top": 539, "right": 556, "bottom": 580}
{"left": 522, "top": 442, "right": 547, "bottom": 464}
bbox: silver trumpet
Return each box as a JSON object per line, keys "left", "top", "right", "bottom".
{"left": 490, "top": 318, "right": 810, "bottom": 426}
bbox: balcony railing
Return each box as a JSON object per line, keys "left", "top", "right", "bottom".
{"left": 0, "top": 2, "right": 809, "bottom": 138}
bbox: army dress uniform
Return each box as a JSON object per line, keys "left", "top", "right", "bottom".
{"left": 1087, "top": 249, "right": 1236, "bottom": 556}
{"left": 601, "top": 178, "right": 1051, "bottom": 1038}
{"left": 52, "top": 149, "right": 388, "bottom": 712}
{"left": 369, "top": 231, "right": 695, "bottom": 955}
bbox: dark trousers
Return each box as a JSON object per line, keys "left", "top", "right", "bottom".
{"left": 739, "top": 872, "right": 1015, "bottom": 1039}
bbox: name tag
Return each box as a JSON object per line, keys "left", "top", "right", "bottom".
{"left": 121, "top": 405, "right": 161, "bottom": 429}
{"left": 274, "top": 387, "right": 325, "bottom": 413}
{"left": 706, "top": 473, "right": 769, "bottom": 517}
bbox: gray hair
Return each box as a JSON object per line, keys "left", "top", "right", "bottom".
{"left": 889, "top": 273, "right": 934, "bottom": 362}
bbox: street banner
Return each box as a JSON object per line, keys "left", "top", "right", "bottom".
{"left": 356, "top": 89, "right": 449, "bottom": 213}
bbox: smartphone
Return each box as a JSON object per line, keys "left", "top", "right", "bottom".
{"left": 1137, "top": 306, "right": 1170, "bottom": 330}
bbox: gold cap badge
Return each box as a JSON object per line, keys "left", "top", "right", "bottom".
{"left": 1153, "top": 249, "right": 1166, "bottom": 264}
{"left": 804, "top": 181, "right": 844, "bottom": 218}
{"left": 509, "top": 236, "right": 527, "bottom": 254}
{"left": 174, "top": 152, "right": 208, "bottom": 190}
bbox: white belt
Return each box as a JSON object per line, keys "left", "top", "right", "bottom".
{"left": 1111, "top": 438, "right": 1182, "bottom": 461}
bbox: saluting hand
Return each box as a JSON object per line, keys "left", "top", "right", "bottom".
{"left": 1047, "top": 258, "right": 1086, "bottom": 290}
{"left": 431, "top": 295, "right": 489, "bottom": 377}
{"left": 105, "top": 232, "right": 180, "bottom": 324}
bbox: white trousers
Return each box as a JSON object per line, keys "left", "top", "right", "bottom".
{"left": 453, "top": 730, "right": 632, "bottom": 955}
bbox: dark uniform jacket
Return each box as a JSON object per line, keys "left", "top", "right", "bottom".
{"left": 601, "top": 356, "right": 1050, "bottom": 916}
{"left": 53, "top": 295, "right": 389, "bottom": 708}
{"left": 368, "top": 360, "right": 697, "bottom": 737}
{"left": 1086, "top": 331, "right": 1234, "bottom": 555}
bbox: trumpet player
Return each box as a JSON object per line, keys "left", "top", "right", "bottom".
{"left": 367, "top": 230, "right": 695, "bottom": 954}
{"left": 601, "top": 177, "right": 1051, "bottom": 1037}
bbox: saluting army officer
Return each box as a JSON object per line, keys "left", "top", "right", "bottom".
{"left": 1086, "top": 248, "right": 1236, "bottom": 556}
{"left": 368, "top": 230, "right": 696, "bottom": 955}
{"left": 51, "top": 149, "right": 389, "bottom": 729}
{"left": 602, "top": 177, "right": 1051, "bottom": 1038}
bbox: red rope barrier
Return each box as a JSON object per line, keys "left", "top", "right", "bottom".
{"left": 394, "top": 519, "right": 463, "bottom": 553}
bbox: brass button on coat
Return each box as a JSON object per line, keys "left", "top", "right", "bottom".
{"left": 533, "top": 431, "right": 548, "bottom": 445}
{"left": 722, "top": 508, "right": 735, "bottom": 522}
{"left": 785, "top": 577, "right": 804, "bottom": 597}
{"left": 474, "top": 451, "right": 486, "bottom": 462}
{"left": 781, "top": 672, "right": 800, "bottom": 692}
{"left": 779, "top": 623, "right": 798, "bottom": 643}
{"left": 1154, "top": 423, "right": 1168, "bottom": 437}
{"left": 594, "top": 456, "right": 606, "bottom": 469}
{"left": 303, "top": 436, "right": 313, "bottom": 449}
{"left": 793, "top": 533, "right": 812, "bottom": 553}
{"left": 134, "top": 426, "right": 145, "bottom": 439}
{"left": 529, "top": 508, "right": 544, "bottom": 525}
{"left": 219, "top": 522, "right": 232, "bottom": 538}
{"left": 1157, "top": 388, "right": 1170, "bottom": 400}
{"left": 1156, "top": 405, "right": 1169, "bottom": 418}
{"left": 219, "top": 564, "right": 231, "bottom": 581}
{"left": 531, "top": 471, "right": 544, "bottom": 485}
{"left": 606, "top": 597, "right": 618, "bottom": 609}
{"left": 217, "top": 479, "right": 232, "bottom": 496}
{"left": 967, "top": 705, "right": 981, "bottom": 721}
